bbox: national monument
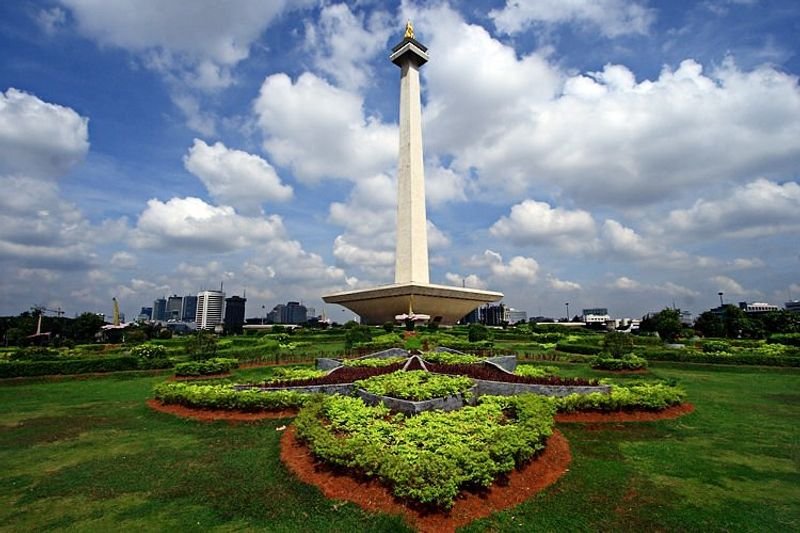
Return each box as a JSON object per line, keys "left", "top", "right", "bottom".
{"left": 323, "top": 22, "right": 503, "bottom": 325}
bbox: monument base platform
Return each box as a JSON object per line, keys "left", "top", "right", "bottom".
{"left": 322, "top": 282, "right": 503, "bottom": 325}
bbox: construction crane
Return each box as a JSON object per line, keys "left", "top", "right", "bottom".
{"left": 30, "top": 305, "right": 64, "bottom": 336}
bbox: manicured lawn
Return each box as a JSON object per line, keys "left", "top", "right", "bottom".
{"left": 1, "top": 363, "right": 798, "bottom": 531}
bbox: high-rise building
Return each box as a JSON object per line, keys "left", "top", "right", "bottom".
{"left": 224, "top": 296, "right": 247, "bottom": 334}
{"left": 152, "top": 298, "right": 167, "bottom": 321}
{"left": 582, "top": 308, "right": 608, "bottom": 317}
{"left": 266, "top": 304, "right": 284, "bottom": 324}
{"left": 285, "top": 301, "right": 307, "bottom": 324}
{"left": 139, "top": 306, "right": 153, "bottom": 321}
{"left": 181, "top": 295, "right": 198, "bottom": 322}
{"left": 786, "top": 300, "right": 800, "bottom": 313}
{"left": 196, "top": 290, "right": 225, "bottom": 330}
{"left": 266, "top": 301, "right": 308, "bottom": 324}
{"left": 507, "top": 308, "right": 528, "bottom": 325}
{"left": 738, "top": 301, "right": 780, "bottom": 314}
{"left": 166, "top": 295, "right": 182, "bottom": 321}
{"left": 484, "top": 304, "right": 508, "bottom": 326}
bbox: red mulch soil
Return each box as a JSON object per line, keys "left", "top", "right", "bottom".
{"left": 280, "top": 426, "right": 571, "bottom": 533}
{"left": 146, "top": 399, "right": 298, "bottom": 423}
{"left": 555, "top": 403, "right": 694, "bottom": 423}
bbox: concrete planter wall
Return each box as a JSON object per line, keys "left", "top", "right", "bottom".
{"left": 472, "top": 378, "right": 610, "bottom": 398}
{"left": 484, "top": 356, "right": 517, "bottom": 373}
{"left": 356, "top": 385, "right": 477, "bottom": 414}
{"left": 316, "top": 348, "right": 410, "bottom": 371}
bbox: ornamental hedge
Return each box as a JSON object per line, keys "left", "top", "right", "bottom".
{"left": 153, "top": 382, "right": 312, "bottom": 411}
{"left": 642, "top": 348, "right": 800, "bottom": 367}
{"left": 555, "top": 383, "right": 685, "bottom": 412}
{"left": 555, "top": 342, "right": 603, "bottom": 355}
{"left": 174, "top": 358, "right": 239, "bottom": 377}
{"left": 0, "top": 356, "right": 172, "bottom": 378}
{"left": 591, "top": 353, "right": 648, "bottom": 371}
{"left": 294, "top": 393, "right": 555, "bottom": 508}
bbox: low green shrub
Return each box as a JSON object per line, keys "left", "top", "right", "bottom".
{"left": 514, "top": 364, "right": 559, "bottom": 377}
{"left": 342, "top": 356, "right": 407, "bottom": 368}
{"left": 701, "top": 340, "right": 731, "bottom": 353}
{"left": 266, "top": 367, "right": 327, "bottom": 383}
{"left": 153, "top": 382, "right": 312, "bottom": 411}
{"left": 436, "top": 338, "right": 494, "bottom": 351}
{"left": 555, "top": 383, "right": 685, "bottom": 412}
{"left": 130, "top": 344, "right": 168, "bottom": 360}
{"left": 767, "top": 333, "right": 800, "bottom": 347}
{"left": 174, "top": 358, "right": 239, "bottom": 377}
{"left": 0, "top": 355, "right": 172, "bottom": 378}
{"left": 421, "top": 352, "right": 482, "bottom": 365}
{"left": 555, "top": 342, "right": 602, "bottom": 355}
{"left": 355, "top": 370, "right": 473, "bottom": 401}
{"left": 591, "top": 353, "right": 648, "bottom": 371}
{"left": 294, "top": 394, "right": 555, "bottom": 508}
{"left": 643, "top": 348, "right": 800, "bottom": 367}
{"left": 9, "top": 346, "right": 60, "bottom": 361}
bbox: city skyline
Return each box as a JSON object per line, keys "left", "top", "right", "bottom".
{"left": 1, "top": 1, "right": 799, "bottom": 321}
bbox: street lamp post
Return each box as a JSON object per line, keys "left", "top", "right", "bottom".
{"left": 565, "top": 302, "right": 570, "bottom": 322}
{"left": 261, "top": 305, "right": 265, "bottom": 325}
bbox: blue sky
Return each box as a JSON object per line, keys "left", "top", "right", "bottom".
{"left": 0, "top": 0, "right": 798, "bottom": 321}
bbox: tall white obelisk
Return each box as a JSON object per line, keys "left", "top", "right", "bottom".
{"left": 391, "top": 21, "right": 430, "bottom": 284}
{"left": 322, "top": 22, "right": 503, "bottom": 325}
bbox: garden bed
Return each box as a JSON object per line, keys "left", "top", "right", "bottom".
{"left": 147, "top": 399, "right": 298, "bottom": 421}
{"left": 294, "top": 394, "right": 556, "bottom": 509}
{"left": 281, "top": 425, "right": 571, "bottom": 533}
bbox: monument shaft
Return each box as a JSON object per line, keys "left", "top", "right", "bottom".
{"left": 395, "top": 58, "right": 429, "bottom": 284}
{"left": 321, "top": 25, "right": 503, "bottom": 325}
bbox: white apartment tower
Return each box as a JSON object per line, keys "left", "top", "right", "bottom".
{"left": 196, "top": 289, "right": 225, "bottom": 330}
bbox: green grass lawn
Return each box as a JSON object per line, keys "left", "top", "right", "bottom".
{"left": 1, "top": 363, "right": 798, "bottom": 532}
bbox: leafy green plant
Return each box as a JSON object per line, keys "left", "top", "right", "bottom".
{"left": 602, "top": 331, "right": 635, "bottom": 358}
{"left": 174, "top": 358, "right": 238, "bottom": 377}
{"left": 266, "top": 367, "right": 326, "bottom": 383}
{"left": 153, "top": 382, "right": 312, "bottom": 411}
{"left": 701, "top": 340, "right": 731, "bottom": 353}
{"left": 514, "top": 364, "right": 559, "bottom": 377}
{"left": 9, "top": 346, "right": 60, "bottom": 361}
{"left": 421, "top": 351, "right": 482, "bottom": 365}
{"left": 355, "top": 370, "right": 473, "bottom": 401}
{"left": 294, "top": 393, "right": 555, "bottom": 508}
{"left": 130, "top": 344, "right": 168, "bottom": 360}
{"left": 591, "top": 353, "right": 648, "bottom": 370}
{"left": 555, "top": 382, "right": 685, "bottom": 412}
{"left": 468, "top": 323, "right": 490, "bottom": 342}
{"left": 185, "top": 331, "right": 218, "bottom": 360}
{"left": 342, "top": 356, "right": 407, "bottom": 368}
{"left": 0, "top": 355, "right": 172, "bottom": 377}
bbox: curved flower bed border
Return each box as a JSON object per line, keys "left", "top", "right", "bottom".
{"left": 281, "top": 425, "right": 571, "bottom": 532}
{"left": 146, "top": 399, "right": 298, "bottom": 422}
{"left": 555, "top": 403, "right": 694, "bottom": 423}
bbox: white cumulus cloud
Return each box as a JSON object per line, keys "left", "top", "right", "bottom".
{"left": 0, "top": 88, "right": 89, "bottom": 179}
{"left": 184, "top": 139, "right": 292, "bottom": 214}
{"left": 490, "top": 0, "right": 655, "bottom": 37}
{"left": 131, "top": 197, "right": 285, "bottom": 252}
{"left": 254, "top": 72, "right": 396, "bottom": 183}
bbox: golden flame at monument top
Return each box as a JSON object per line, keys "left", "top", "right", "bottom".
{"left": 404, "top": 20, "right": 414, "bottom": 39}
